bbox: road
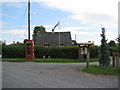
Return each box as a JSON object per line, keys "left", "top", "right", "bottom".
{"left": 2, "top": 62, "right": 118, "bottom": 88}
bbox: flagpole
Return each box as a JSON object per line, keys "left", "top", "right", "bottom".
{"left": 75, "top": 34, "right": 76, "bottom": 41}
{"left": 59, "top": 21, "right": 60, "bottom": 46}
{"left": 52, "top": 21, "right": 60, "bottom": 46}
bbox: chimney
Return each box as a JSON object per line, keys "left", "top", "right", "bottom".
{"left": 13, "top": 41, "right": 15, "bottom": 44}
{"left": 52, "top": 29, "right": 54, "bottom": 33}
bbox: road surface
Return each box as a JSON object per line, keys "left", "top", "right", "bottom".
{"left": 2, "top": 62, "right": 118, "bottom": 88}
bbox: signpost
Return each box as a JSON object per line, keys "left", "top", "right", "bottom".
{"left": 78, "top": 42, "right": 94, "bottom": 68}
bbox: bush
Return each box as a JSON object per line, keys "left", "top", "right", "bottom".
{"left": 2, "top": 45, "right": 99, "bottom": 59}
{"left": 108, "top": 46, "right": 118, "bottom": 56}
{"left": 2, "top": 45, "right": 25, "bottom": 58}
{"left": 35, "top": 46, "right": 78, "bottom": 59}
{"left": 90, "top": 46, "right": 99, "bottom": 58}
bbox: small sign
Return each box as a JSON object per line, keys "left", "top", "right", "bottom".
{"left": 113, "top": 54, "right": 119, "bottom": 56}
{"left": 26, "top": 41, "right": 32, "bottom": 43}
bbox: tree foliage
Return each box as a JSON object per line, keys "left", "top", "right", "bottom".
{"left": 99, "top": 27, "right": 110, "bottom": 66}
{"left": 117, "top": 34, "right": 120, "bottom": 43}
{"left": 108, "top": 40, "right": 116, "bottom": 47}
{"left": 117, "top": 34, "right": 120, "bottom": 54}
{"left": 32, "top": 26, "right": 46, "bottom": 41}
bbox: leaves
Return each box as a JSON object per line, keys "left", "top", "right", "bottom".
{"left": 99, "top": 27, "right": 110, "bottom": 66}
{"left": 32, "top": 26, "right": 46, "bottom": 42}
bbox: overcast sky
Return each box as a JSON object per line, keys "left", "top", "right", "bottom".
{"left": 1, "top": 0, "right": 119, "bottom": 45}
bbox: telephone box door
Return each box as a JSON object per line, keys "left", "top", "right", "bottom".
{"left": 25, "top": 40, "right": 35, "bottom": 60}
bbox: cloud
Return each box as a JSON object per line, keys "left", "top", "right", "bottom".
{"left": 2, "top": 29, "right": 26, "bottom": 35}
{"left": 0, "top": 0, "right": 41, "bottom": 2}
{"left": 2, "top": 2, "right": 27, "bottom": 8}
{"left": 2, "top": 25, "right": 54, "bottom": 36}
{"left": 0, "top": 22, "right": 2, "bottom": 29}
{"left": 38, "top": 0, "right": 118, "bottom": 27}
{"left": 46, "top": 26, "right": 96, "bottom": 32}
{"left": 31, "top": 24, "right": 54, "bottom": 29}
{"left": 61, "top": 26, "right": 96, "bottom": 31}
{"left": 2, "top": 24, "right": 54, "bottom": 30}
{"left": 71, "top": 13, "right": 117, "bottom": 27}
{"left": 2, "top": 29, "right": 28, "bottom": 44}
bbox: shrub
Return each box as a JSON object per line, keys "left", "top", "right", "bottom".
{"left": 2, "top": 45, "right": 99, "bottom": 59}
{"left": 99, "top": 27, "right": 110, "bottom": 66}
{"left": 108, "top": 46, "right": 118, "bottom": 56}
{"left": 90, "top": 45, "right": 99, "bottom": 58}
{"left": 35, "top": 46, "right": 78, "bottom": 59}
{"left": 2, "top": 45, "right": 25, "bottom": 58}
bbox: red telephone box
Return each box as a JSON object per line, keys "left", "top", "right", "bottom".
{"left": 25, "top": 40, "right": 35, "bottom": 60}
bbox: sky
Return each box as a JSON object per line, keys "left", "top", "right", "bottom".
{"left": 1, "top": 0, "right": 119, "bottom": 45}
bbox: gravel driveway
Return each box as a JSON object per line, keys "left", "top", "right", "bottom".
{"left": 2, "top": 62, "right": 118, "bottom": 88}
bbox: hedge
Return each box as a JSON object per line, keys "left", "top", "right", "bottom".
{"left": 2, "top": 45, "right": 25, "bottom": 58}
{"left": 2, "top": 45, "right": 100, "bottom": 59}
{"left": 35, "top": 46, "right": 78, "bottom": 59}
{"left": 90, "top": 46, "right": 99, "bottom": 58}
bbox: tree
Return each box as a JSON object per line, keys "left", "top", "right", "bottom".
{"left": 32, "top": 26, "right": 46, "bottom": 41}
{"left": 116, "top": 34, "right": 120, "bottom": 44}
{"left": 108, "top": 40, "right": 116, "bottom": 47}
{"left": 99, "top": 27, "right": 110, "bottom": 66}
{"left": 116, "top": 34, "right": 120, "bottom": 54}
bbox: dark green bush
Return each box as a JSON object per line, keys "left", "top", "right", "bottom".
{"left": 119, "top": 45, "right": 120, "bottom": 55}
{"left": 108, "top": 46, "right": 118, "bottom": 56}
{"left": 2, "top": 45, "right": 25, "bottom": 58}
{"left": 2, "top": 45, "right": 99, "bottom": 59}
{"left": 90, "top": 46, "right": 99, "bottom": 58}
{"left": 35, "top": 46, "right": 78, "bottom": 59}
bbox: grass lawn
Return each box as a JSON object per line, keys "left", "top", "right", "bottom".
{"left": 82, "top": 65, "right": 120, "bottom": 76}
{"left": 2, "top": 58, "right": 98, "bottom": 63}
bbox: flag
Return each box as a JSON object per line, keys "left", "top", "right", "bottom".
{"left": 53, "top": 21, "right": 60, "bottom": 30}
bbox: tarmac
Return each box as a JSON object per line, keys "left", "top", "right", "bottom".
{"left": 2, "top": 62, "right": 118, "bottom": 88}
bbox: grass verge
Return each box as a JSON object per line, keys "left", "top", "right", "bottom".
{"left": 82, "top": 65, "right": 120, "bottom": 76}
{"left": 2, "top": 58, "right": 26, "bottom": 62}
{"left": 2, "top": 58, "right": 98, "bottom": 63}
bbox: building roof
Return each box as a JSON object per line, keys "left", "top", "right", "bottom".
{"left": 35, "top": 32, "right": 72, "bottom": 44}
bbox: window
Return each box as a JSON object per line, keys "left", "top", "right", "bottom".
{"left": 43, "top": 43, "right": 49, "bottom": 47}
{"left": 59, "top": 44, "right": 63, "bottom": 46}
